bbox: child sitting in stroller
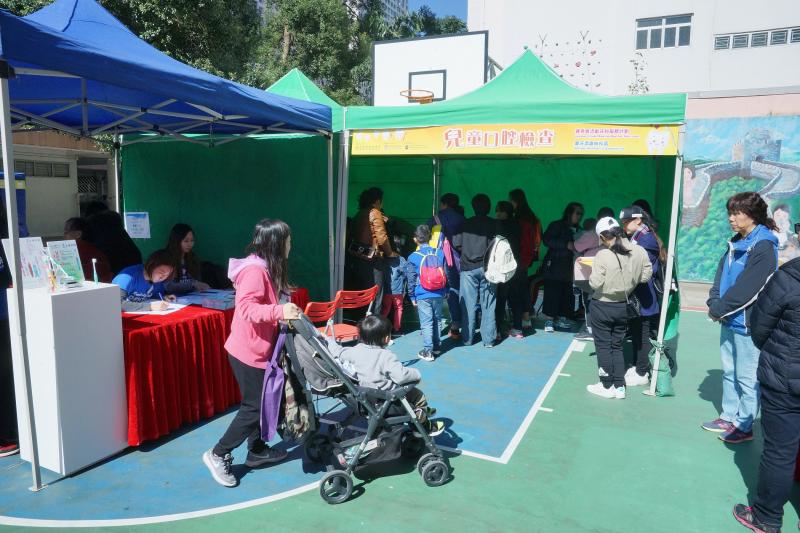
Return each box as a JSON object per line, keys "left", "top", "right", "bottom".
{"left": 329, "top": 315, "right": 444, "bottom": 436}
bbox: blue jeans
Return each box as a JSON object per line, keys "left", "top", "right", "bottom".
{"left": 720, "top": 326, "right": 761, "bottom": 432}
{"left": 445, "top": 263, "right": 461, "bottom": 328}
{"left": 416, "top": 297, "right": 443, "bottom": 350}
{"left": 459, "top": 267, "right": 497, "bottom": 346}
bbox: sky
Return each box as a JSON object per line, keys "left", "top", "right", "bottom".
{"left": 408, "top": 0, "right": 467, "bottom": 21}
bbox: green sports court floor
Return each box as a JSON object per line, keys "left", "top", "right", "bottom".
{"left": 3, "top": 310, "right": 799, "bottom": 532}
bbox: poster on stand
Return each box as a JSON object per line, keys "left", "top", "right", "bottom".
{"left": 1, "top": 237, "right": 47, "bottom": 288}
{"left": 47, "top": 240, "right": 85, "bottom": 282}
{"left": 124, "top": 212, "right": 150, "bottom": 239}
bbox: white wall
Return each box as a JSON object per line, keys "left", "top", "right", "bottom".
{"left": 469, "top": 0, "right": 800, "bottom": 95}
{"left": 373, "top": 32, "right": 487, "bottom": 106}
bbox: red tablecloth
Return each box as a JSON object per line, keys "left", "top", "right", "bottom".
{"left": 121, "top": 288, "right": 310, "bottom": 446}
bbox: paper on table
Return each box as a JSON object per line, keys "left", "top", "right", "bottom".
{"left": 124, "top": 303, "right": 187, "bottom": 316}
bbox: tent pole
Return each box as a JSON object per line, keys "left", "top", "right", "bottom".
{"left": 113, "top": 134, "right": 121, "bottom": 213}
{"left": 0, "top": 68, "right": 42, "bottom": 491}
{"left": 327, "top": 135, "right": 335, "bottom": 299}
{"left": 647, "top": 127, "right": 685, "bottom": 397}
{"left": 334, "top": 115, "right": 350, "bottom": 320}
{"left": 432, "top": 157, "right": 438, "bottom": 217}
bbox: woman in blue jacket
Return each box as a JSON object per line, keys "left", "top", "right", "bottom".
{"left": 620, "top": 205, "right": 665, "bottom": 387}
{"left": 703, "top": 192, "right": 778, "bottom": 444}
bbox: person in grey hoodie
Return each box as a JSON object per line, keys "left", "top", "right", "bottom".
{"left": 329, "top": 315, "right": 444, "bottom": 436}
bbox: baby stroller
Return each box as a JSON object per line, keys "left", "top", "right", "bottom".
{"left": 285, "top": 314, "right": 451, "bottom": 504}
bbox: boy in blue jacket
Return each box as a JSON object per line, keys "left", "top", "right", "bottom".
{"left": 406, "top": 225, "right": 448, "bottom": 362}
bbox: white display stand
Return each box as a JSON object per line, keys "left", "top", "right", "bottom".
{"left": 8, "top": 282, "right": 127, "bottom": 476}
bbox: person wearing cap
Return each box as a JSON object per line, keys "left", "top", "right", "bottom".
{"left": 619, "top": 205, "right": 666, "bottom": 387}
{"left": 732, "top": 220, "right": 800, "bottom": 533}
{"left": 586, "top": 217, "right": 651, "bottom": 399}
{"left": 703, "top": 192, "right": 779, "bottom": 445}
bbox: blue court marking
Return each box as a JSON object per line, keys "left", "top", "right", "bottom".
{"left": 0, "top": 329, "right": 574, "bottom": 522}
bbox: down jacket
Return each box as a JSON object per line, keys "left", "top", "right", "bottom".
{"left": 752, "top": 257, "right": 800, "bottom": 396}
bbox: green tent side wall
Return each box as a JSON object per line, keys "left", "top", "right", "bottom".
{"left": 121, "top": 134, "right": 337, "bottom": 300}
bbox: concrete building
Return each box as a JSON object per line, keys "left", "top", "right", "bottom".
{"left": 345, "top": 0, "right": 408, "bottom": 24}
{"left": 467, "top": 0, "right": 800, "bottom": 96}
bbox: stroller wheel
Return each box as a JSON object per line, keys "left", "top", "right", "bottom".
{"left": 416, "top": 452, "right": 438, "bottom": 475}
{"left": 421, "top": 458, "right": 450, "bottom": 487}
{"left": 305, "top": 434, "right": 332, "bottom": 464}
{"left": 319, "top": 470, "right": 353, "bottom": 505}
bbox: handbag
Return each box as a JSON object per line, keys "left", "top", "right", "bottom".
{"left": 613, "top": 252, "right": 641, "bottom": 320}
{"left": 347, "top": 239, "right": 376, "bottom": 261}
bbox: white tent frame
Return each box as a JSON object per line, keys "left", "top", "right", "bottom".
{"left": 1, "top": 61, "right": 334, "bottom": 491}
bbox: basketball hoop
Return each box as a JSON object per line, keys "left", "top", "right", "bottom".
{"left": 400, "top": 89, "right": 435, "bottom": 104}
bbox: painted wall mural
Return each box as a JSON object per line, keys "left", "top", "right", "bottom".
{"left": 679, "top": 115, "right": 800, "bottom": 282}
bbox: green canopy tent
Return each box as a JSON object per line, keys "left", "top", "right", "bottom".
{"left": 338, "top": 50, "right": 686, "bottom": 396}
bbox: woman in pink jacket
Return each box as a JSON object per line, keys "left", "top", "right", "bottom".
{"left": 203, "top": 219, "right": 302, "bottom": 487}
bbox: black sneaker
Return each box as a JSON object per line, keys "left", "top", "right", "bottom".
{"left": 203, "top": 449, "right": 237, "bottom": 487}
{"left": 732, "top": 504, "right": 780, "bottom": 533}
{"left": 418, "top": 349, "right": 435, "bottom": 362}
{"left": 245, "top": 446, "right": 288, "bottom": 468}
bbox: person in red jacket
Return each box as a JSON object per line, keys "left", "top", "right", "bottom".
{"left": 203, "top": 219, "right": 302, "bottom": 488}
{"left": 509, "top": 189, "right": 542, "bottom": 330}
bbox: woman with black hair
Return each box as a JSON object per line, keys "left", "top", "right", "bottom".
{"left": 427, "top": 192, "right": 466, "bottom": 337}
{"left": 348, "top": 187, "right": 397, "bottom": 315}
{"left": 587, "top": 217, "right": 651, "bottom": 399}
{"left": 203, "top": 219, "right": 302, "bottom": 487}
{"left": 703, "top": 192, "right": 779, "bottom": 444}
{"left": 164, "top": 223, "right": 210, "bottom": 294}
{"left": 542, "top": 202, "right": 584, "bottom": 332}
{"left": 509, "top": 189, "right": 542, "bottom": 330}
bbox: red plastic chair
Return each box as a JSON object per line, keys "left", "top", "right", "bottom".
{"left": 304, "top": 298, "right": 339, "bottom": 337}
{"left": 330, "top": 285, "right": 380, "bottom": 343}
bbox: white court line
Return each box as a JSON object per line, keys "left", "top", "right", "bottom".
{"left": 497, "top": 339, "right": 581, "bottom": 464}
{"left": 0, "top": 482, "right": 320, "bottom": 528}
{"left": 0, "top": 339, "right": 581, "bottom": 527}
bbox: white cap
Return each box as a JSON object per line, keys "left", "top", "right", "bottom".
{"left": 595, "top": 216, "right": 620, "bottom": 236}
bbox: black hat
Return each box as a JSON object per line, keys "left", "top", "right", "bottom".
{"left": 619, "top": 205, "right": 645, "bottom": 221}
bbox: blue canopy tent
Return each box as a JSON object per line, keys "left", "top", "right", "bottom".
{"left": 0, "top": 0, "right": 333, "bottom": 490}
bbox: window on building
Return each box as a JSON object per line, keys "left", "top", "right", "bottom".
{"left": 635, "top": 14, "right": 692, "bottom": 49}
{"left": 14, "top": 160, "right": 35, "bottom": 176}
{"left": 751, "top": 32, "right": 768, "bottom": 47}
{"left": 792, "top": 28, "right": 800, "bottom": 43}
{"left": 52, "top": 163, "right": 70, "bottom": 178}
{"left": 732, "top": 34, "right": 749, "bottom": 48}
{"left": 771, "top": 29, "right": 788, "bottom": 45}
{"left": 714, "top": 35, "right": 731, "bottom": 50}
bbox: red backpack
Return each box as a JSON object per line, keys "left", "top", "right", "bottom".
{"left": 415, "top": 251, "right": 447, "bottom": 291}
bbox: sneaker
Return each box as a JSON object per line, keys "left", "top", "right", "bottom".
{"left": 701, "top": 418, "right": 735, "bottom": 433}
{"left": 432, "top": 347, "right": 442, "bottom": 356}
{"left": 203, "top": 449, "right": 237, "bottom": 487}
{"left": 555, "top": 317, "right": 574, "bottom": 330}
{"left": 484, "top": 341, "right": 496, "bottom": 348}
{"left": 418, "top": 349, "right": 435, "bottom": 362}
{"left": 624, "top": 367, "right": 650, "bottom": 387}
{"left": 544, "top": 320, "right": 555, "bottom": 333}
{"left": 244, "top": 446, "right": 288, "bottom": 468}
{"left": 732, "top": 504, "right": 781, "bottom": 533}
{"left": 0, "top": 442, "right": 19, "bottom": 458}
{"left": 448, "top": 326, "right": 461, "bottom": 339}
{"left": 574, "top": 329, "right": 593, "bottom": 341}
{"left": 508, "top": 328, "right": 524, "bottom": 339}
{"left": 720, "top": 427, "right": 754, "bottom": 444}
{"left": 586, "top": 382, "right": 623, "bottom": 399}
{"left": 414, "top": 419, "right": 446, "bottom": 437}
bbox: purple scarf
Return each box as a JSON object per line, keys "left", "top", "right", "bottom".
{"left": 260, "top": 325, "right": 287, "bottom": 442}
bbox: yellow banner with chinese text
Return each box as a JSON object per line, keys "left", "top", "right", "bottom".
{"left": 351, "top": 123, "right": 679, "bottom": 156}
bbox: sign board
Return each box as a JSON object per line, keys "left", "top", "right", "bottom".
{"left": 124, "top": 212, "right": 150, "bottom": 239}
{"left": 1, "top": 237, "right": 47, "bottom": 289}
{"left": 351, "top": 123, "right": 680, "bottom": 156}
{"left": 47, "top": 240, "right": 85, "bottom": 283}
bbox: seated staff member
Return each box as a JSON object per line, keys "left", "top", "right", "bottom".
{"left": 165, "top": 223, "right": 210, "bottom": 294}
{"left": 112, "top": 249, "right": 177, "bottom": 312}
{"left": 63, "top": 217, "right": 113, "bottom": 282}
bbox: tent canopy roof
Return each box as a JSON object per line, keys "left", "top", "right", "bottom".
{"left": 267, "top": 69, "right": 344, "bottom": 132}
{"left": 0, "top": 0, "right": 332, "bottom": 140}
{"left": 347, "top": 50, "right": 685, "bottom": 130}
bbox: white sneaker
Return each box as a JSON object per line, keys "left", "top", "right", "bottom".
{"left": 624, "top": 367, "right": 650, "bottom": 387}
{"left": 586, "top": 382, "right": 620, "bottom": 399}
{"left": 615, "top": 386, "right": 626, "bottom": 399}
{"left": 544, "top": 320, "right": 555, "bottom": 333}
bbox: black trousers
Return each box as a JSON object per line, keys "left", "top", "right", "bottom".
{"left": 543, "top": 279, "right": 574, "bottom": 319}
{"left": 495, "top": 269, "right": 526, "bottom": 329}
{"left": 590, "top": 301, "right": 628, "bottom": 388}
{"left": 353, "top": 257, "right": 385, "bottom": 315}
{"left": 630, "top": 314, "right": 660, "bottom": 376}
{"left": 0, "top": 319, "right": 16, "bottom": 443}
{"left": 214, "top": 354, "right": 267, "bottom": 457}
{"left": 753, "top": 386, "right": 800, "bottom": 527}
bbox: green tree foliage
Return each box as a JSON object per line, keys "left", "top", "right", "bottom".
{"left": 387, "top": 4, "right": 467, "bottom": 39}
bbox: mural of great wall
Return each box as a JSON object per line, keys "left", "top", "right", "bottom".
{"left": 678, "top": 116, "right": 800, "bottom": 282}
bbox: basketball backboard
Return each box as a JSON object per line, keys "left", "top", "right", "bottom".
{"left": 372, "top": 31, "right": 488, "bottom": 106}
